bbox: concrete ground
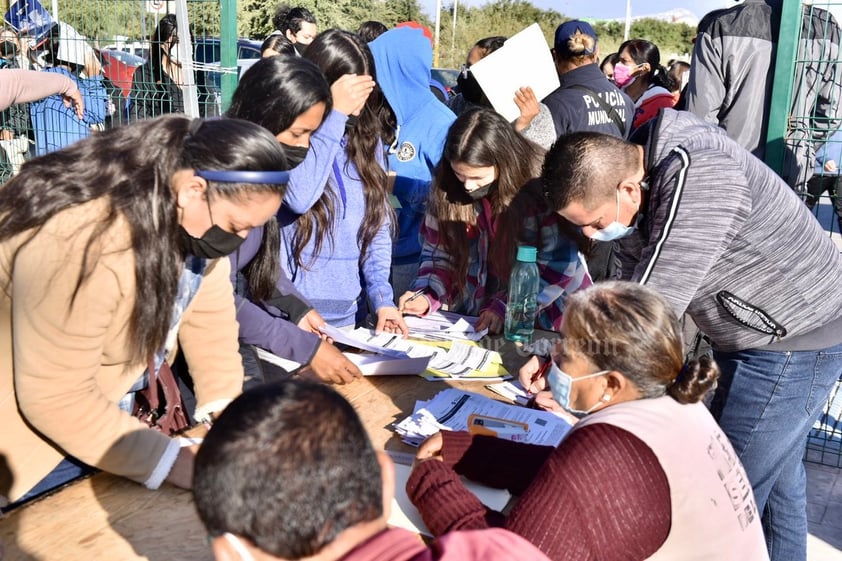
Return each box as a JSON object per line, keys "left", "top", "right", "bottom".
{"left": 807, "top": 462, "right": 842, "bottom": 559}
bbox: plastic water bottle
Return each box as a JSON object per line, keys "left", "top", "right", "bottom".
{"left": 504, "top": 245, "right": 539, "bottom": 344}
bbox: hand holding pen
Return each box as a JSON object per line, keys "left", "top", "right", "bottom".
{"left": 519, "top": 354, "right": 552, "bottom": 394}
{"left": 398, "top": 288, "right": 430, "bottom": 316}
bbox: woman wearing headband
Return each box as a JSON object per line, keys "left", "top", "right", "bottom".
{"left": 0, "top": 115, "right": 288, "bottom": 508}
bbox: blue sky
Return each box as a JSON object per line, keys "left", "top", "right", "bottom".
{"left": 418, "top": 0, "right": 736, "bottom": 21}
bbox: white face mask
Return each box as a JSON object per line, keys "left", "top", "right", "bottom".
{"left": 590, "top": 189, "right": 637, "bottom": 242}
{"left": 224, "top": 533, "right": 256, "bottom": 561}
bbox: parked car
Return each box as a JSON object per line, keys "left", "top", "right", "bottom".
{"left": 192, "top": 37, "right": 261, "bottom": 115}
{"left": 431, "top": 67, "right": 459, "bottom": 96}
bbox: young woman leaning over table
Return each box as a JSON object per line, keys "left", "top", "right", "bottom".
{"left": 0, "top": 115, "right": 289, "bottom": 509}
{"left": 397, "top": 108, "right": 591, "bottom": 334}
{"left": 225, "top": 55, "right": 364, "bottom": 386}
{"left": 407, "top": 281, "right": 769, "bottom": 561}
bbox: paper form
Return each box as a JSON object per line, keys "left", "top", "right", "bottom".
{"left": 389, "top": 463, "right": 512, "bottom": 536}
{"left": 394, "top": 388, "right": 571, "bottom": 447}
{"left": 404, "top": 311, "right": 488, "bottom": 342}
{"left": 486, "top": 380, "right": 531, "bottom": 406}
{"left": 344, "top": 353, "right": 431, "bottom": 376}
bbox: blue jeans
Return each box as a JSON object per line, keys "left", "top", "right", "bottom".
{"left": 2, "top": 456, "right": 95, "bottom": 512}
{"left": 711, "top": 343, "right": 842, "bottom": 561}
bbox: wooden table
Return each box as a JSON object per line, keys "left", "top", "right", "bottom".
{"left": 0, "top": 335, "right": 543, "bottom": 561}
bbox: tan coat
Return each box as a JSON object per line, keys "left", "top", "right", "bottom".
{"left": 0, "top": 199, "right": 243, "bottom": 502}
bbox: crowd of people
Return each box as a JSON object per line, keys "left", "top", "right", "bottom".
{"left": 1, "top": 4, "right": 842, "bottom": 561}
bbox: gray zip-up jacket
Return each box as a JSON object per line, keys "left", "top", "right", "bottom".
{"left": 617, "top": 109, "right": 842, "bottom": 352}
{"left": 687, "top": 0, "right": 842, "bottom": 187}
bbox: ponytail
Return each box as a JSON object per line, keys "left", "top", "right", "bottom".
{"left": 667, "top": 355, "right": 720, "bottom": 404}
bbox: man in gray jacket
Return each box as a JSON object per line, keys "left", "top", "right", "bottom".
{"left": 542, "top": 109, "right": 842, "bottom": 561}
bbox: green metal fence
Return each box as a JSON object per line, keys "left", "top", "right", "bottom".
{"left": 0, "top": 0, "right": 244, "bottom": 181}
{"left": 767, "top": 2, "right": 842, "bottom": 469}
{"left": 767, "top": 0, "right": 842, "bottom": 241}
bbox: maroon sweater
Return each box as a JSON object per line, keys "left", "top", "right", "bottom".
{"left": 406, "top": 423, "right": 671, "bottom": 561}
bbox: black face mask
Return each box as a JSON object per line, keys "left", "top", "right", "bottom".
{"left": 466, "top": 180, "right": 498, "bottom": 201}
{"left": 0, "top": 41, "right": 18, "bottom": 58}
{"left": 293, "top": 41, "right": 308, "bottom": 56}
{"left": 281, "top": 143, "right": 309, "bottom": 168}
{"left": 457, "top": 72, "right": 486, "bottom": 105}
{"left": 178, "top": 225, "right": 245, "bottom": 259}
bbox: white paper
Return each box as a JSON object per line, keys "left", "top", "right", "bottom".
{"left": 394, "top": 388, "right": 571, "bottom": 447}
{"left": 319, "top": 324, "right": 409, "bottom": 358}
{"left": 254, "top": 346, "right": 303, "bottom": 372}
{"left": 469, "top": 23, "right": 561, "bottom": 122}
{"left": 363, "top": 330, "right": 502, "bottom": 378}
{"left": 345, "top": 353, "right": 432, "bottom": 376}
{"left": 388, "top": 463, "right": 511, "bottom": 536}
{"left": 405, "top": 311, "right": 488, "bottom": 342}
{"left": 486, "top": 381, "right": 531, "bottom": 406}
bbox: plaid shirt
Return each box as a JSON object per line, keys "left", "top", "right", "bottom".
{"left": 412, "top": 198, "right": 591, "bottom": 331}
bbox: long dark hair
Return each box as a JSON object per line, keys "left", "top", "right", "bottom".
{"left": 295, "top": 28, "right": 395, "bottom": 270}
{"left": 0, "top": 115, "right": 288, "bottom": 365}
{"left": 227, "top": 55, "right": 331, "bottom": 300}
{"left": 431, "top": 108, "right": 544, "bottom": 285}
{"left": 148, "top": 13, "right": 178, "bottom": 83}
{"left": 618, "top": 39, "right": 675, "bottom": 92}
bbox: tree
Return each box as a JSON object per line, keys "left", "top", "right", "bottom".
{"left": 434, "top": 0, "right": 561, "bottom": 68}
{"left": 239, "top": 0, "right": 430, "bottom": 39}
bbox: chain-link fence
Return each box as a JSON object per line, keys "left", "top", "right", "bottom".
{"left": 0, "top": 0, "right": 250, "bottom": 182}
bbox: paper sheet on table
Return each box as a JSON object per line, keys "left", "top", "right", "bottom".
{"left": 486, "top": 380, "right": 531, "bottom": 406}
{"left": 255, "top": 341, "right": 430, "bottom": 376}
{"left": 345, "top": 353, "right": 432, "bottom": 376}
{"left": 469, "top": 23, "right": 560, "bottom": 122}
{"left": 320, "top": 324, "right": 409, "bottom": 358}
{"left": 404, "top": 311, "right": 488, "bottom": 342}
{"left": 394, "top": 388, "right": 571, "bottom": 447}
{"left": 360, "top": 330, "right": 508, "bottom": 380}
{"left": 389, "top": 463, "right": 511, "bottom": 536}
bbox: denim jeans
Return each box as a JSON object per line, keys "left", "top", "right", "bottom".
{"left": 711, "top": 343, "right": 842, "bottom": 561}
{"left": 2, "top": 456, "right": 95, "bottom": 512}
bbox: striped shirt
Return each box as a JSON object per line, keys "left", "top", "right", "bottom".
{"left": 412, "top": 195, "right": 591, "bottom": 331}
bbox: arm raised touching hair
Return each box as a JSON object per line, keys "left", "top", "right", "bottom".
{"left": 282, "top": 109, "right": 347, "bottom": 215}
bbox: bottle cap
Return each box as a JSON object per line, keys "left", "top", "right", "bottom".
{"left": 516, "top": 245, "right": 537, "bottom": 263}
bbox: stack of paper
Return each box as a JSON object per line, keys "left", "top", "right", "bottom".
{"left": 404, "top": 311, "right": 488, "bottom": 342}
{"left": 327, "top": 325, "right": 509, "bottom": 381}
{"left": 394, "top": 388, "right": 571, "bottom": 447}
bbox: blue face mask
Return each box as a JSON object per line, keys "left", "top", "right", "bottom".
{"left": 547, "top": 360, "right": 610, "bottom": 417}
{"left": 590, "top": 189, "right": 636, "bottom": 242}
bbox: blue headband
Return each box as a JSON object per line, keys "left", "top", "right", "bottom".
{"left": 195, "top": 170, "right": 290, "bottom": 185}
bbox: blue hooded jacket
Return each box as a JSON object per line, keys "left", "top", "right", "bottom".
{"left": 369, "top": 27, "right": 456, "bottom": 265}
